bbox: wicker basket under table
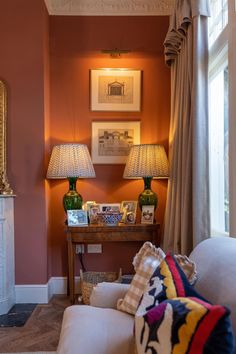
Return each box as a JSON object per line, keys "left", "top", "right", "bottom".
{"left": 80, "top": 269, "right": 122, "bottom": 305}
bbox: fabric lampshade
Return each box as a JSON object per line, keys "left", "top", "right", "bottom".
{"left": 47, "top": 143, "right": 95, "bottom": 179}
{"left": 123, "top": 144, "right": 169, "bottom": 179}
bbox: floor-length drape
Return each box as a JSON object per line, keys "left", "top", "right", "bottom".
{"left": 163, "top": 0, "right": 211, "bottom": 255}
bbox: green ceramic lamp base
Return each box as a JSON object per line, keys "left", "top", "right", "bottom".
{"left": 138, "top": 177, "right": 158, "bottom": 211}
{"left": 63, "top": 177, "right": 83, "bottom": 212}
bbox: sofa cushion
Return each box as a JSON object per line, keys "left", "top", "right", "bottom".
{"left": 137, "top": 252, "right": 203, "bottom": 316}
{"left": 90, "top": 282, "right": 130, "bottom": 309}
{"left": 135, "top": 297, "right": 235, "bottom": 354}
{"left": 57, "top": 305, "right": 134, "bottom": 354}
{"left": 117, "top": 244, "right": 165, "bottom": 315}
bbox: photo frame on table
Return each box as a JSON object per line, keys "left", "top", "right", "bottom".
{"left": 90, "top": 68, "right": 142, "bottom": 112}
{"left": 88, "top": 204, "right": 101, "bottom": 224}
{"left": 67, "top": 210, "right": 88, "bottom": 227}
{"left": 83, "top": 200, "right": 96, "bottom": 211}
{"left": 91, "top": 121, "right": 140, "bottom": 164}
{"left": 99, "top": 203, "right": 121, "bottom": 212}
{"left": 120, "top": 200, "right": 138, "bottom": 224}
{"left": 141, "top": 205, "right": 155, "bottom": 224}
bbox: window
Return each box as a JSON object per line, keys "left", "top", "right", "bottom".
{"left": 208, "top": 0, "right": 229, "bottom": 235}
{"left": 209, "top": 0, "right": 228, "bottom": 47}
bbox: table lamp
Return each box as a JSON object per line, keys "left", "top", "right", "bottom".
{"left": 47, "top": 143, "right": 95, "bottom": 212}
{"left": 123, "top": 144, "right": 169, "bottom": 210}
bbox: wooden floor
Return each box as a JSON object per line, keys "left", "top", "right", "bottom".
{"left": 0, "top": 295, "right": 71, "bottom": 353}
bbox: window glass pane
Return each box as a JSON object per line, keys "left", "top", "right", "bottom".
{"left": 224, "top": 67, "right": 229, "bottom": 232}
{"left": 209, "top": 0, "right": 228, "bottom": 46}
{"left": 209, "top": 63, "right": 229, "bottom": 235}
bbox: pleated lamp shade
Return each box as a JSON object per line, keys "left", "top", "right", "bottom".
{"left": 123, "top": 144, "right": 169, "bottom": 179}
{"left": 47, "top": 144, "right": 95, "bottom": 179}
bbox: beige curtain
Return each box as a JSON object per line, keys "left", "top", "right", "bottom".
{"left": 163, "top": 0, "right": 211, "bottom": 255}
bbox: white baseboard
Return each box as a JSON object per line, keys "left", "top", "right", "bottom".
{"left": 15, "top": 277, "right": 81, "bottom": 304}
{"left": 15, "top": 284, "right": 50, "bottom": 304}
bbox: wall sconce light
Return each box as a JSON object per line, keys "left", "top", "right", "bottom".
{"left": 101, "top": 48, "right": 130, "bottom": 58}
{"left": 123, "top": 144, "right": 169, "bottom": 211}
{"left": 47, "top": 143, "right": 95, "bottom": 213}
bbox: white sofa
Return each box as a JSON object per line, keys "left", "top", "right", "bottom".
{"left": 57, "top": 237, "right": 236, "bottom": 354}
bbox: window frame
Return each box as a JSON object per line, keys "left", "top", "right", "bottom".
{"left": 208, "top": 2, "right": 230, "bottom": 236}
{"left": 208, "top": 1, "right": 236, "bottom": 237}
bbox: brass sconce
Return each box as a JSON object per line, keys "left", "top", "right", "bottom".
{"left": 101, "top": 48, "right": 130, "bottom": 58}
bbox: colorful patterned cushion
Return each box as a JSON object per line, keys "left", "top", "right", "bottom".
{"left": 136, "top": 252, "right": 203, "bottom": 316}
{"left": 135, "top": 297, "right": 235, "bottom": 354}
{"left": 117, "top": 245, "right": 165, "bottom": 315}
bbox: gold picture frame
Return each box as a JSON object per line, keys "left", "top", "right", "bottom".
{"left": 91, "top": 121, "right": 141, "bottom": 164}
{"left": 0, "top": 80, "right": 13, "bottom": 195}
{"left": 120, "top": 200, "right": 138, "bottom": 224}
{"left": 88, "top": 204, "right": 101, "bottom": 224}
{"left": 90, "top": 68, "right": 142, "bottom": 112}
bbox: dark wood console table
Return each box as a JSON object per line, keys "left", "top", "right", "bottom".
{"left": 66, "top": 223, "right": 160, "bottom": 304}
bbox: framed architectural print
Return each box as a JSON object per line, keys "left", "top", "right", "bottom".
{"left": 90, "top": 69, "right": 142, "bottom": 112}
{"left": 91, "top": 121, "right": 140, "bottom": 164}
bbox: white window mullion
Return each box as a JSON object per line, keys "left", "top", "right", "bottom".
{"left": 228, "top": 0, "right": 236, "bottom": 236}
{"left": 208, "top": 0, "right": 229, "bottom": 236}
{"left": 209, "top": 72, "right": 225, "bottom": 233}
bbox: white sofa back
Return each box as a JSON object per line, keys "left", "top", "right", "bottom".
{"left": 189, "top": 236, "right": 236, "bottom": 338}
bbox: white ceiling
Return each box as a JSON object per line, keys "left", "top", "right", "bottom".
{"left": 44, "top": 0, "right": 174, "bottom": 16}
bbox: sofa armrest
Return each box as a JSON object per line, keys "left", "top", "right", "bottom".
{"left": 90, "top": 282, "right": 130, "bottom": 309}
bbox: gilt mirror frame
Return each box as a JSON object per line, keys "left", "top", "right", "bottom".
{"left": 0, "top": 80, "right": 13, "bottom": 195}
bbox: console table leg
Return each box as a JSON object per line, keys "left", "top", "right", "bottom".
{"left": 68, "top": 236, "right": 75, "bottom": 304}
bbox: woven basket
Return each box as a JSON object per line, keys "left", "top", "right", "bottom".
{"left": 80, "top": 268, "right": 122, "bottom": 305}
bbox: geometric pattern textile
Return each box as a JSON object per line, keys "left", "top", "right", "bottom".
{"left": 136, "top": 252, "right": 202, "bottom": 317}
{"left": 135, "top": 297, "right": 235, "bottom": 354}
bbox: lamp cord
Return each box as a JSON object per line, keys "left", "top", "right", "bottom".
{"left": 78, "top": 252, "right": 86, "bottom": 272}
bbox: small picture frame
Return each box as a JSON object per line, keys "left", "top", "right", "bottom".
{"left": 99, "top": 203, "right": 121, "bottom": 212}
{"left": 83, "top": 200, "right": 96, "bottom": 211}
{"left": 67, "top": 210, "right": 88, "bottom": 227}
{"left": 120, "top": 201, "right": 138, "bottom": 224}
{"left": 125, "top": 211, "right": 136, "bottom": 224}
{"left": 141, "top": 205, "right": 155, "bottom": 224}
{"left": 88, "top": 204, "right": 101, "bottom": 224}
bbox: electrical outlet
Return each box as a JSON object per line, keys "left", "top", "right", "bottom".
{"left": 87, "top": 244, "right": 102, "bottom": 253}
{"left": 75, "top": 244, "right": 85, "bottom": 254}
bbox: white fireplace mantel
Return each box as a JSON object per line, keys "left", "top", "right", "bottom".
{"left": 0, "top": 196, "right": 15, "bottom": 315}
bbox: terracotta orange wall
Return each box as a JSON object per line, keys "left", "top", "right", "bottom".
{"left": 48, "top": 16, "right": 170, "bottom": 276}
{"left": 0, "top": 0, "right": 49, "bottom": 284}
